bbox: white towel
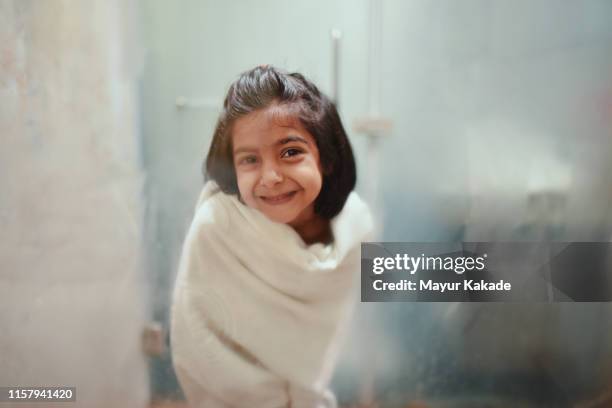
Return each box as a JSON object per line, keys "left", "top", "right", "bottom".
{"left": 171, "top": 181, "right": 373, "bottom": 408}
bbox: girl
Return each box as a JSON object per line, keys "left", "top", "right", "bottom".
{"left": 171, "top": 66, "right": 373, "bottom": 408}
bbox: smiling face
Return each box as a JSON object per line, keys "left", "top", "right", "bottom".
{"left": 232, "top": 105, "right": 323, "bottom": 227}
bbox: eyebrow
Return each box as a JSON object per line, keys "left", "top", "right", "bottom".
{"left": 233, "top": 135, "right": 310, "bottom": 155}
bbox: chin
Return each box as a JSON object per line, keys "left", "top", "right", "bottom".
{"left": 260, "top": 210, "right": 298, "bottom": 225}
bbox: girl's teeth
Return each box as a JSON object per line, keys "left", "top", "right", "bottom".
{"left": 265, "top": 191, "right": 294, "bottom": 201}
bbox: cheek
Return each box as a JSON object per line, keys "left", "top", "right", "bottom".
{"left": 294, "top": 159, "right": 323, "bottom": 197}
{"left": 235, "top": 170, "right": 257, "bottom": 205}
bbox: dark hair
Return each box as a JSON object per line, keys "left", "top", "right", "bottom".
{"left": 205, "top": 65, "right": 356, "bottom": 219}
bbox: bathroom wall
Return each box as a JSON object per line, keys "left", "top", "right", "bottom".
{"left": 0, "top": 1, "right": 149, "bottom": 407}
{"left": 378, "top": 0, "right": 612, "bottom": 242}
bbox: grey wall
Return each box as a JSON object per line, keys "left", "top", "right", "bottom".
{"left": 378, "top": 0, "right": 612, "bottom": 242}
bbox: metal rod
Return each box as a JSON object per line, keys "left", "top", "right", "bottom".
{"left": 330, "top": 29, "right": 342, "bottom": 106}
{"left": 368, "top": 0, "right": 382, "bottom": 116}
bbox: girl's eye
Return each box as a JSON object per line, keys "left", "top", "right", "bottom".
{"left": 281, "top": 148, "right": 303, "bottom": 158}
{"left": 239, "top": 155, "right": 258, "bottom": 165}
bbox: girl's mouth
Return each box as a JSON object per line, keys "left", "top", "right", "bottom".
{"left": 259, "top": 190, "right": 298, "bottom": 205}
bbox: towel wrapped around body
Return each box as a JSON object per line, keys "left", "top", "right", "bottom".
{"left": 171, "top": 181, "right": 373, "bottom": 407}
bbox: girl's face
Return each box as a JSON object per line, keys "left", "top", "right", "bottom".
{"left": 232, "top": 106, "right": 323, "bottom": 227}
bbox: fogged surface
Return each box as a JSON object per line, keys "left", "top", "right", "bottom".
{"left": 0, "top": 1, "right": 149, "bottom": 408}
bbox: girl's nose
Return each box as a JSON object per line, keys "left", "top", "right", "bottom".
{"left": 260, "top": 164, "right": 283, "bottom": 187}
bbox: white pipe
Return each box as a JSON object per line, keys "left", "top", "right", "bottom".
{"left": 330, "top": 29, "right": 342, "bottom": 105}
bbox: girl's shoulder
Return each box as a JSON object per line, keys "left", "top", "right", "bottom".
{"left": 191, "top": 182, "right": 231, "bottom": 233}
